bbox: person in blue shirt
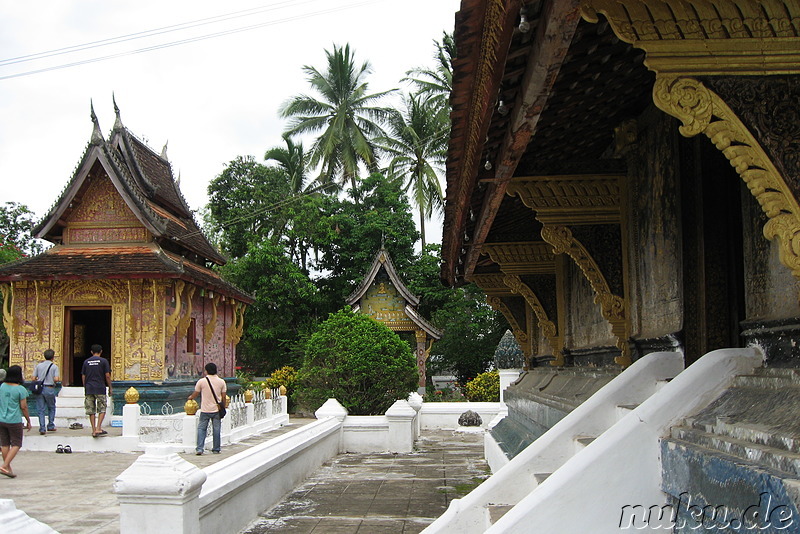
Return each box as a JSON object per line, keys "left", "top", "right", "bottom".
{"left": 0, "top": 365, "right": 32, "bottom": 478}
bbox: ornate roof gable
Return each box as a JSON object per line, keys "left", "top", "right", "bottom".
{"left": 33, "top": 102, "right": 226, "bottom": 266}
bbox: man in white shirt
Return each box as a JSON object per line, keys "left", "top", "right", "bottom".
{"left": 187, "top": 362, "right": 227, "bottom": 455}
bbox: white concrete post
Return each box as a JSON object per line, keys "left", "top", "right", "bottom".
{"left": 386, "top": 400, "right": 416, "bottom": 453}
{"left": 114, "top": 445, "right": 207, "bottom": 534}
{"left": 183, "top": 414, "right": 197, "bottom": 452}
{"left": 315, "top": 398, "right": 347, "bottom": 422}
{"left": 122, "top": 403, "right": 140, "bottom": 438}
{"left": 498, "top": 369, "right": 523, "bottom": 403}
{"left": 246, "top": 402, "right": 255, "bottom": 426}
{"left": 407, "top": 392, "right": 423, "bottom": 439}
{"left": 0, "top": 499, "right": 58, "bottom": 534}
{"left": 221, "top": 411, "right": 232, "bottom": 443}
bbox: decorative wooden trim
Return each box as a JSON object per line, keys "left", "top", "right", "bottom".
{"left": 581, "top": 0, "right": 800, "bottom": 75}
{"left": 652, "top": 75, "right": 800, "bottom": 280}
{"left": 541, "top": 225, "right": 631, "bottom": 366}
{"left": 506, "top": 175, "right": 622, "bottom": 225}
{"left": 471, "top": 273, "right": 512, "bottom": 294}
{"left": 482, "top": 242, "right": 557, "bottom": 274}
{"left": 503, "top": 274, "right": 564, "bottom": 366}
{"left": 165, "top": 280, "right": 184, "bottom": 338}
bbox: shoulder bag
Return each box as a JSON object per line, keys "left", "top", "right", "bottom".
{"left": 206, "top": 376, "right": 226, "bottom": 419}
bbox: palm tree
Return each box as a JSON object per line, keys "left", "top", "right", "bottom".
{"left": 264, "top": 134, "right": 308, "bottom": 194}
{"left": 403, "top": 32, "right": 455, "bottom": 109}
{"left": 279, "top": 44, "right": 395, "bottom": 196}
{"left": 379, "top": 94, "right": 448, "bottom": 250}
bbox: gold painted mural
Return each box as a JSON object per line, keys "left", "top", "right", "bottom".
{"left": 360, "top": 280, "right": 416, "bottom": 331}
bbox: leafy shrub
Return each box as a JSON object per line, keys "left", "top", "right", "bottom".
{"left": 294, "top": 308, "right": 418, "bottom": 415}
{"left": 264, "top": 366, "right": 296, "bottom": 391}
{"left": 464, "top": 371, "right": 500, "bottom": 402}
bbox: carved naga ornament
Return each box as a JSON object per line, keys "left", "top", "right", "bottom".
{"left": 581, "top": 0, "right": 800, "bottom": 284}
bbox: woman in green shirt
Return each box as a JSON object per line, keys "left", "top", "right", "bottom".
{"left": 0, "top": 365, "right": 32, "bottom": 478}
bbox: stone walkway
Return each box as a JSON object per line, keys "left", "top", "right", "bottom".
{"left": 3, "top": 418, "right": 316, "bottom": 533}
{"left": 2, "top": 421, "right": 488, "bottom": 534}
{"left": 241, "top": 429, "right": 488, "bottom": 534}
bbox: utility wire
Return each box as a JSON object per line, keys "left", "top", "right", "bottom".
{"left": 0, "top": 0, "right": 388, "bottom": 81}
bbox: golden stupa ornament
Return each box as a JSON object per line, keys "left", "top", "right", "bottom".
{"left": 225, "top": 394, "right": 231, "bottom": 408}
{"left": 244, "top": 389, "right": 254, "bottom": 403}
{"left": 279, "top": 385, "right": 287, "bottom": 396}
{"left": 124, "top": 387, "right": 140, "bottom": 404}
{"left": 184, "top": 398, "right": 199, "bottom": 415}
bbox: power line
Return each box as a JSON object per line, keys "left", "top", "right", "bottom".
{"left": 0, "top": 0, "right": 388, "bottom": 81}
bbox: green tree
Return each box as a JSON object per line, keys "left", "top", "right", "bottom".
{"left": 403, "top": 32, "right": 455, "bottom": 109}
{"left": 221, "top": 240, "right": 320, "bottom": 374}
{"left": 404, "top": 244, "right": 453, "bottom": 320}
{"left": 294, "top": 308, "right": 418, "bottom": 415}
{"left": 380, "top": 94, "right": 447, "bottom": 250}
{"left": 264, "top": 134, "right": 309, "bottom": 195}
{"left": 430, "top": 284, "right": 506, "bottom": 385}
{"left": 207, "top": 156, "right": 292, "bottom": 258}
{"left": 313, "top": 174, "right": 419, "bottom": 314}
{"left": 279, "top": 44, "right": 395, "bottom": 195}
{"left": 0, "top": 201, "right": 44, "bottom": 260}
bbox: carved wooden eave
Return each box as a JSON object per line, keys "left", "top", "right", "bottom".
{"left": 505, "top": 174, "right": 623, "bottom": 225}
{"left": 580, "top": 0, "right": 800, "bottom": 282}
{"left": 443, "top": 0, "right": 527, "bottom": 285}
{"left": 449, "top": 0, "right": 583, "bottom": 284}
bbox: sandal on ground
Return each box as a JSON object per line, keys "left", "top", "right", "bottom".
{"left": 96, "top": 430, "right": 108, "bottom": 436}
{"left": 0, "top": 467, "right": 16, "bottom": 478}
{"left": 63, "top": 445, "right": 72, "bottom": 454}
{"left": 55, "top": 444, "right": 64, "bottom": 453}
{"left": 69, "top": 423, "right": 83, "bottom": 430}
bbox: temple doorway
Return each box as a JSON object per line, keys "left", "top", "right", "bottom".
{"left": 64, "top": 307, "right": 112, "bottom": 386}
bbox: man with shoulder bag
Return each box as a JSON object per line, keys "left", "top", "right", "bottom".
{"left": 33, "top": 349, "right": 61, "bottom": 435}
{"left": 187, "top": 362, "right": 227, "bottom": 455}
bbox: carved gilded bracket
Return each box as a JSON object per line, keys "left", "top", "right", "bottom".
{"left": 0, "top": 282, "right": 13, "bottom": 340}
{"left": 503, "top": 274, "right": 564, "bottom": 367}
{"left": 177, "top": 284, "right": 196, "bottom": 338}
{"left": 165, "top": 280, "right": 185, "bottom": 338}
{"left": 541, "top": 225, "right": 631, "bottom": 366}
{"left": 204, "top": 292, "right": 221, "bottom": 344}
{"left": 652, "top": 75, "right": 800, "bottom": 280}
{"left": 228, "top": 301, "right": 246, "bottom": 346}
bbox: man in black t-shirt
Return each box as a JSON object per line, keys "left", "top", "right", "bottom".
{"left": 81, "top": 344, "right": 112, "bottom": 438}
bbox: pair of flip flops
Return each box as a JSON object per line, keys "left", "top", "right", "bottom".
{"left": 92, "top": 430, "right": 108, "bottom": 438}
{"left": 55, "top": 444, "right": 72, "bottom": 454}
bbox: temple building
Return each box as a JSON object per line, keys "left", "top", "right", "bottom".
{"left": 437, "top": 0, "right": 800, "bottom": 531}
{"left": 0, "top": 102, "right": 252, "bottom": 389}
{"left": 347, "top": 248, "right": 441, "bottom": 391}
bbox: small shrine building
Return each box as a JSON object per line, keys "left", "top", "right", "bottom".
{"left": 346, "top": 248, "right": 441, "bottom": 392}
{"left": 0, "top": 103, "right": 252, "bottom": 391}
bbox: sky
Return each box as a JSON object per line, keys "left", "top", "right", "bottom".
{"left": 0, "top": 0, "right": 460, "bottom": 248}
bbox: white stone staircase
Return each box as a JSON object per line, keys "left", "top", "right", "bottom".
{"left": 422, "top": 348, "right": 763, "bottom": 533}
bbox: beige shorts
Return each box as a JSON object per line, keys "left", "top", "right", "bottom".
{"left": 84, "top": 394, "right": 108, "bottom": 415}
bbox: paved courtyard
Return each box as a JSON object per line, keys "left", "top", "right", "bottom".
{"left": 2, "top": 420, "right": 488, "bottom": 534}
{"left": 241, "top": 429, "right": 488, "bottom": 534}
